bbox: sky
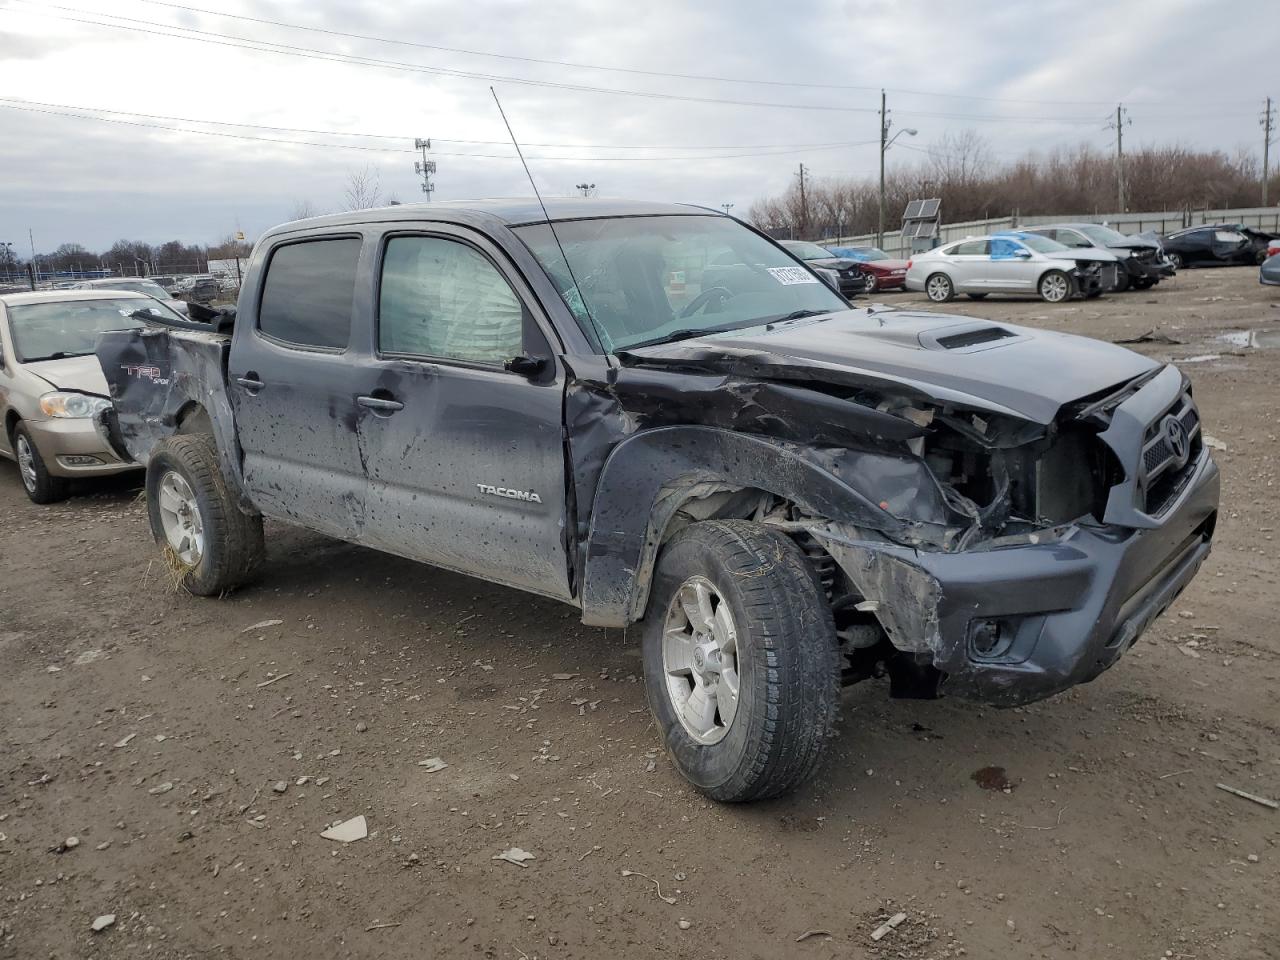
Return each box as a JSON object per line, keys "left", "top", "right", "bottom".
{"left": 0, "top": 0, "right": 1274, "bottom": 254}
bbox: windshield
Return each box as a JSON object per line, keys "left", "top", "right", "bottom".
{"left": 1011, "top": 234, "right": 1068, "bottom": 253}
{"left": 6, "top": 297, "right": 167, "bottom": 362}
{"left": 514, "top": 216, "right": 847, "bottom": 350}
{"left": 1078, "top": 225, "right": 1129, "bottom": 246}
{"left": 782, "top": 241, "right": 835, "bottom": 261}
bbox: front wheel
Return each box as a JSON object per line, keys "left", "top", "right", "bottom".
{"left": 925, "top": 272, "right": 954, "bottom": 302}
{"left": 1166, "top": 252, "right": 1184, "bottom": 271}
{"left": 1039, "top": 270, "right": 1072, "bottom": 303}
{"left": 641, "top": 520, "right": 839, "bottom": 802}
{"left": 862, "top": 272, "right": 878, "bottom": 294}
{"left": 12, "top": 424, "right": 70, "bottom": 504}
{"left": 146, "top": 434, "right": 264, "bottom": 596}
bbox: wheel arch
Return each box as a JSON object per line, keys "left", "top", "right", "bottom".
{"left": 578, "top": 425, "right": 910, "bottom": 627}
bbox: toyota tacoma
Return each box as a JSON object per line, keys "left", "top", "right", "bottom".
{"left": 94, "top": 199, "right": 1219, "bottom": 802}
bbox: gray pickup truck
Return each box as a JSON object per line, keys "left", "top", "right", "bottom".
{"left": 95, "top": 199, "right": 1219, "bottom": 802}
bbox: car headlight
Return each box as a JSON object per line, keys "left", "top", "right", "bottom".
{"left": 39, "top": 392, "right": 112, "bottom": 419}
{"left": 815, "top": 266, "right": 841, "bottom": 289}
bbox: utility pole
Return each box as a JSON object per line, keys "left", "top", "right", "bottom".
{"left": 1262, "top": 97, "right": 1275, "bottom": 206}
{"left": 1107, "top": 104, "right": 1130, "bottom": 212}
{"left": 414, "top": 138, "right": 436, "bottom": 200}
{"left": 796, "top": 163, "right": 808, "bottom": 238}
{"left": 878, "top": 89, "right": 888, "bottom": 248}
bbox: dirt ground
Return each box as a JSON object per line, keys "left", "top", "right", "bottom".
{"left": 2, "top": 267, "right": 1277, "bottom": 960}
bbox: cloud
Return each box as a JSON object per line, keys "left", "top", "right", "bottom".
{"left": 0, "top": 0, "right": 1270, "bottom": 251}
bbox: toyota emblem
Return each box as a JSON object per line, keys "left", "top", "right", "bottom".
{"left": 1162, "top": 414, "right": 1190, "bottom": 467}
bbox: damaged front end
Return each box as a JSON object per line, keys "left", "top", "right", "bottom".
{"left": 578, "top": 323, "right": 1219, "bottom": 708}
{"left": 801, "top": 364, "right": 1218, "bottom": 706}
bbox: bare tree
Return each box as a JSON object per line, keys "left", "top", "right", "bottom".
{"left": 289, "top": 199, "right": 320, "bottom": 220}
{"left": 343, "top": 166, "right": 383, "bottom": 211}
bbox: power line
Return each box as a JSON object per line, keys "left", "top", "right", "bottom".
{"left": 10, "top": 4, "right": 882, "bottom": 115}
{"left": 0, "top": 100, "right": 881, "bottom": 161}
{"left": 120, "top": 0, "right": 1263, "bottom": 109}
{"left": 0, "top": 95, "right": 881, "bottom": 151}
{"left": 8, "top": 4, "right": 1137, "bottom": 124}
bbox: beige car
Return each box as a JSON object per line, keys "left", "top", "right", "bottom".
{"left": 0, "top": 290, "right": 181, "bottom": 502}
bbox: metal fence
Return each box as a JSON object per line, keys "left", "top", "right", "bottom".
{"left": 824, "top": 206, "right": 1280, "bottom": 258}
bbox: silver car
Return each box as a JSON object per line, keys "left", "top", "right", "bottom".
{"left": 906, "top": 232, "right": 1120, "bottom": 303}
{"left": 0, "top": 290, "right": 180, "bottom": 502}
{"left": 73, "top": 277, "right": 189, "bottom": 316}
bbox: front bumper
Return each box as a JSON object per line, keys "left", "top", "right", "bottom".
{"left": 813, "top": 366, "right": 1221, "bottom": 707}
{"left": 24, "top": 416, "right": 139, "bottom": 478}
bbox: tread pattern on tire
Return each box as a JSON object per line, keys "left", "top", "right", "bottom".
{"left": 148, "top": 434, "right": 264, "bottom": 596}
{"left": 646, "top": 520, "right": 840, "bottom": 802}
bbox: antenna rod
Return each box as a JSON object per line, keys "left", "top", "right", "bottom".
{"left": 489, "top": 86, "right": 604, "bottom": 350}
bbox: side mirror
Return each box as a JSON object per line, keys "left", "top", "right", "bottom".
{"left": 1015, "top": 249, "right": 1033, "bottom": 259}
{"left": 504, "top": 355, "right": 546, "bottom": 377}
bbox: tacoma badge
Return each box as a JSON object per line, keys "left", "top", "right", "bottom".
{"left": 476, "top": 483, "right": 542, "bottom": 504}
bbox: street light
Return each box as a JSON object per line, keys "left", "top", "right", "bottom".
{"left": 575, "top": 183, "right": 596, "bottom": 198}
{"left": 721, "top": 202, "right": 735, "bottom": 215}
{"left": 878, "top": 127, "right": 918, "bottom": 248}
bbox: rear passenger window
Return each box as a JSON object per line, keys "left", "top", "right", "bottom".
{"left": 953, "top": 240, "right": 990, "bottom": 256}
{"left": 259, "top": 238, "right": 360, "bottom": 349}
{"left": 378, "top": 236, "right": 523, "bottom": 364}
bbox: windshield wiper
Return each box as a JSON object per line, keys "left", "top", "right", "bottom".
{"left": 631, "top": 321, "right": 757, "bottom": 348}
{"left": 763, "top": 309, "right": 831, "bottom": 325}
{"left": 22, "top": 351, "right": 90, "bottom": 362}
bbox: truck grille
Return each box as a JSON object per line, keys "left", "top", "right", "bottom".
{"left": 1141, "top": 390, "right": 1202, "bottom": 515}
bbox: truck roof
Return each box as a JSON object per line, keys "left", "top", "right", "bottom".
{"left": 268, "top": 197, "right": 720, "bottom": 238}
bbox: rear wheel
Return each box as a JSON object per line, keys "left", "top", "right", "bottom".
{"left": 641, "top": 520, "right": 839, "bottom": 802}
{"left": 925, "top": 272, "right": 954, "bottom": 302}
{"left": 12, "top": 424, "right": 70, "bottom": 504}
{"left": 1038, "top": 270, "right": 1072, "bottom": 303}
{"left": 146, "top": 434, "right": 264, "bottom": 596}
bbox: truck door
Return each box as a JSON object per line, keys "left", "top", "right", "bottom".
{"left": 229, "top": 234, "right": 370, "bottom": 541}
{"left": 352, "top": 228, "right": 572, "bottom": 601}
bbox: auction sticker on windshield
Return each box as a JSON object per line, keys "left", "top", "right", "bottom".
{"left": 767, "top": 266, "right": 819, "bottom": 285}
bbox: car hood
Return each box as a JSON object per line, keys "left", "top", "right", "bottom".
{"left": 23, "top": 354, "right": 111, "bottom": 396}
{"left": 806, "top": 257, "right": 861, "bottom": 272}
{"left": 1043, "top": 248, "right": 1120, "bottom": 264}
{"left": 620, "top": 308, "right": 1158, "bottom": 425}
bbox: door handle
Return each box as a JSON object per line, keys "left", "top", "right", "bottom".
{"left": 235, "top": 375, "right": 264, "bottom": 392}
{"left": 357, "top": 395, "right": 404, "bottom": 413}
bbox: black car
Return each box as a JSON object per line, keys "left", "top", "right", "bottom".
{"left": 1160, "top": 224, "right": 1277, "bottom": 269}
{"left": 780, "top": 240, "right": 867, "bottom": 298}
{"left": 1026, "top": 223, "right": 1174, "bottom": 291}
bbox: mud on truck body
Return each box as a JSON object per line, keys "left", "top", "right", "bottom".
{"left": 95, "top": 199, "right": 1219, "bottom": 802}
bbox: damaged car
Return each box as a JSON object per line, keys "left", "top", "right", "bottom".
{"left": 1160, "top": 224, "right": 1277, "bottom": 269}
{"left": 906, "top": 232, "right": 1120, "bottom": 303}
{"left": 95, "top": 199, "right": 1219, "bottom": 802}
{"left": 1023, "top": 223, "right": 1175, "bottom": 291}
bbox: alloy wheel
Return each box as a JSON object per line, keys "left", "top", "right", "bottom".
{"left": 1041, "top": 273, "right": 1070, "bottom": 303}
{"left": 157, "top": 470, "right": 204, "bottom": 566}
{"left": 926, "top": 274, "right": 951, "bottom": 301}
{"left": 661, "top": 576, "right": 741, "bottom": 745}
{"left": 15, "top": 435, "right": 37, "bottom": 493}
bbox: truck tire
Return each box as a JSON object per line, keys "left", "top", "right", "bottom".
{"left": 641, "top": 520, "right": 839, "bottom": 802}
{"left": 146, "top": 434, "right": 264, "bottom": 596}
{"left": 13, "top": 423, "right": 70, "bottom": 504}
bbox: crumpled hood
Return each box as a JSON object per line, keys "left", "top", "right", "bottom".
{"left": 621, "top": 308, "right": 1158, "bottom": 425}
{"left": 1044, "top": 248, "right": 1120, "bottom": 264}
{"left": 23, "top": 355, "right": 111, "bottom": 396}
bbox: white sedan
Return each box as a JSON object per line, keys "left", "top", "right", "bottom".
{"left": 906, "top": 232, "right": 1120, "bottom": 303}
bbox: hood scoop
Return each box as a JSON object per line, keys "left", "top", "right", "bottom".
{"left": 922, "top": 322, "right": 1021, "bottom": 353}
